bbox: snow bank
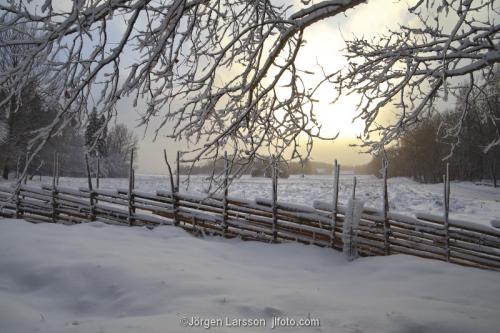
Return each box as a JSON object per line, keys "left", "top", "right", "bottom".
{"left": 1, "top": 219, "right": 499, "bottom": 333}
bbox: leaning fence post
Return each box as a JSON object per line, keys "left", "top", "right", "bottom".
{"left": 271, "top": 155, "right": 278, "bottom": 242}
{"left": 51, "top": 152, "right": 58, "bottom": 223}
{"left": 163, "top": 149, "right": 178, "bottom": 226}
{"left": 382, "top": 159, "right": 391, "bottom": 255}
{"left": 15, "top": 156, "right": 20, "bottom": 179}
{"left": 444, "top": 162, "right": 450, "bottom": 262}
{"left": 222, "top": 151, "right": 229, "bottom": 236}
{"left": 85, "top": 153, "right": 96, "bottom": 221}
{"left": 127, "top": 149, "right": 135, "bottom": 226}
{"left": 331, "top": 160, "right": 340, "bottom": 248}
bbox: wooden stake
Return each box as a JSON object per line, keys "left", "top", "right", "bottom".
{"left": 444, "top": 162, "right": 450, "bottom": 261}
{"left": 222, "top": 151, "right": 229, "bottom": 236}
{"left": 176, "top": 151, "right": 180, "bottom": 192}
{"left": 331, "top": 160, "right": 340, "bottom": 248}
{"left": 352, "top": 176, "right": 357, "bottom": 201}
{"left": 15, "top": 155, "right": 20, "bottom": 179}
{"left": 96, "top": 156, "right": 100, "bottom": 189}
{"left": 163, "top": 149, "right": 178, "bottom": 225}
{"left": 85, "top": 153, "right": 95, "bottom": 221}
{"left": 51, "top": 152, "right": 58, "bottom": 223}
{"left": 382, "top": 159, "right": 390, "bottom": 255}
{"left": 23, "top": 152, "right": 28, "bottom": 184}
{"left": 271, "top": 155, "right": 278, "bottom": 242}
{"left": 174, "top": 151, "right": 181, "bottom": 226}
{"left": 127, "top": 149, "right": 135, "bottom": 226}
{"left": 14, "top": 183, "right": 21, "bottom": 219}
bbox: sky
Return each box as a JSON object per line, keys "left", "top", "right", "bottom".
{"left": 112, "top": 0, "right": 414, "bottom": 174}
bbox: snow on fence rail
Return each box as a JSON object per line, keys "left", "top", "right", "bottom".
{"left": 1, "top": 181, "right": 500, "bottom": 272}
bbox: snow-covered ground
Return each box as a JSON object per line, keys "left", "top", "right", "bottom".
{"left": 0, "top": 218, "right": 499, "bottom": 333}
{"left": 3, "top": 174, "right": 500, "bottom": 226}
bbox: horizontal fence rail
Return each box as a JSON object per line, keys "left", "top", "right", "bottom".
{"left": 1, "top": 183, "right": 500, "bottom": 272}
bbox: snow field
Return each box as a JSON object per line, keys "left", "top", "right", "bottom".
{"left": 1, "top": 219, "right": 499, "bottom": 333}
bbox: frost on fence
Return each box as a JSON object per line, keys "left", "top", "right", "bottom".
{"left": 343, "top": 199, "right": 364, "bottom": 261}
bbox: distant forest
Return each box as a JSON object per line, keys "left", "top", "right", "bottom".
{"left": 0, "top": 85, "right": 138, "bottom": 179}
{"left": 356, "top": 73, "right": 500, "bottom": 186}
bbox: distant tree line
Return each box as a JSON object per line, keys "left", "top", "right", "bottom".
{"left": 0, "top": 96, "right": 138, "bottom": 179}
{"left": 180, "top": 157, "right": 350, "bottom": 177}
{"left": 357, "top": 72, "right": 500, "bottom": 186}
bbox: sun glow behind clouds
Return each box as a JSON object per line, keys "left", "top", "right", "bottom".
{"left": 316, "top": 93, "right": 365, "bottom": 137}
{"left": 293, "top": 0, "right": 411, "bottom": 140}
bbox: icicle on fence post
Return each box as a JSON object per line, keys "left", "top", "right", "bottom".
{"left": 127, "top": 149, "right": 135, "bottom": 226}
{"left": 342, "top": 175, "right": 363, "bottom": 260}
{"left": 271, "top": 155, "right": 278, "bottom": 242}
{"left": 382, "top": 159, "right": 391, "bottom": 255}
{"left": 343, "top": 198, "right": 364, "bottom": 261}
{"left": 222, "top": 151, "right": 229, "bottom": 237}
{"left": 444, "top": 163, "right": 450, "bottom": 262}
{"left": 85, "top": 153, "right": 96, "bottom": 221}
{"left": 51, "top": 152, "right": 58, "bottom": 223}
{"left": 331, "top": 160, "right": 340, "bottom": 248}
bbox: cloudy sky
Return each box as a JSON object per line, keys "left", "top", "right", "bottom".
{"left": 111, "top": 0, "right": 415, "bottom": 174}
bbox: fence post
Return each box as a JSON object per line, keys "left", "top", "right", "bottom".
{"left": 331, "top": 160, "right": 340, "bottom": 248}
{"left": 85, "top": 153, "right": 95, "bottom": 221}
{"left": 127, "top": 149, "right": 135, "bottom": 226}
{"left": 176, "top": 151, "right": 180, "bottom": 191}
{"left": 173, "top": 151, "right": 180, "bottom": 226}
{"left": 55, "top": 153, "right": 60, "bottom": 186}
{"left": 15, "top": 185, "right": 21, "bottom": 219}
{"left": 51, "top": 152, "right": 58, "bottom": 223}
{"left": 15, "top": 156, "right": 20, "bottom": 179}
{"left": 382, "top": 159, "right": 391, "bottom": 255}
{"left": 444, "top": 162, "right": 450, "bottom": 262}
{"left": 222, "top": 151, "right": 229, "bottom": 236}
{"left": 271, "top": 155, "right": 278, "bottom": 242}
{"left": 96, "top": 156, "right": 100, "bottom": 189}
{"left": 352, "top": 176, "right": 357, "bottom": 200}
{"left": 163, "top": 149, "right": 178, "bottom": 226}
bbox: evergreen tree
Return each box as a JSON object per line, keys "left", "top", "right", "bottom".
{"left": 84, "top": 110, "right": 107, "bottom": 158}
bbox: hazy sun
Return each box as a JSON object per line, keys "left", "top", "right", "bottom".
{"left": 316, "top": 93, "right": 365, "bottom": 138}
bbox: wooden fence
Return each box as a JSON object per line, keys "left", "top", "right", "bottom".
{"left": 1, "top": 180, "right": 500, "bottom": 272}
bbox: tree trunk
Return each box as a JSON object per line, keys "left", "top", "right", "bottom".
{"left": 2, "top": 164, "right": 9, "bottom": 179}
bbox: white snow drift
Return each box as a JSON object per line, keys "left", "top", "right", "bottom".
{"left": 0, "top": 218, "right": 499, "bottom": 333}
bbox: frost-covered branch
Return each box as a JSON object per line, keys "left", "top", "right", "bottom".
{"left": 333, "top": 0, "right": 499, "bottom": 153}
{"left": 0, "top": 0, "right": 366, "bottom": 177}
